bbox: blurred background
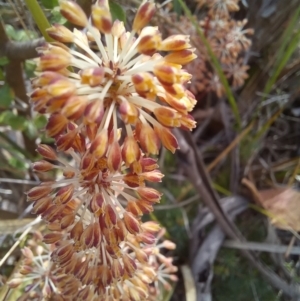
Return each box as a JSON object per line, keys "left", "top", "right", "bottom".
{"left": 2, "top": 0, "right": 300, "bottom": 300}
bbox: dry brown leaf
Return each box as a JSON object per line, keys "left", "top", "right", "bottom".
{"left": 258, "top": 187, "right": 300, "bottom": 231}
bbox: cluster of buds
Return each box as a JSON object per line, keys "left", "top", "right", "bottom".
{"left": 7, "top": 232, "right": 82, "bottom": 301}
{"left": 8, "top": 0, "right": 197, "bottom": 300}
{"left": 172, "top": 0, "right": 253, "bottom": 97}
{"left": 8, "top": 230, "right": 178, "bottom": 300}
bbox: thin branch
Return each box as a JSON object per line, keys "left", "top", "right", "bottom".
{"left": 0, "top": 22, "right": 39, "bottom": 157}
{"left": 0, "top": 38, "right": 45, "bottom": 60}
{"left": 223, "top": 240, "right": 300, "bottom": 255}
{"left": 0, "top": 22, "right": 44, "bottom": 60}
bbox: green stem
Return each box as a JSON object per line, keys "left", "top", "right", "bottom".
{"left": 24, "top": 0, "right": 53, "bottom": 42}
{"left": 177, "top": 0, "right": 241, "bottom": 129}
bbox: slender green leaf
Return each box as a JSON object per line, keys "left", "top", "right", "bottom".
{"left": 172, "top": 0, "right": 182, "bottom": 16}
{"left": 33, "top": 115, "right": 48, "bottom": 129}
{"left": 24, "top": 0, "right": 53, "bottom": 42}
{"left": 0, "top": 111, "right": 28, "bottom": 130}
{"left": 8, "top": 157, "right": 29, "bottom": 170}
{"left": 41, "top": 0, "right": 59, "bottom": 9}
{"left": 0, "top": 84, "right": 14, "bottom": 108}
{"left": 0, "top": 57, "right": 9, "bottom": 66}
{"left": 50, "top": 6, "right": 67, "bottom": 24}
{"left": 109, "top": 1, "right": 126, "bottom": 22}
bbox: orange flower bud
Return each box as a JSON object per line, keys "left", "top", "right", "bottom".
{"left": 136, "top": 199, "right": 154, "bottom": 213}
{"left": 56, "top": 184, "right": 74, "bottom": 204}
{"left": 37, "top": 144, "right": 57, "bottom": 161}
{"left": 97, "top": 265, "right": 112, "bottom": 286}
{"left": 84, "top": 100, "right": 104, "bottom": 124}
{"left": 92, "top": 4, "right": 112, "bottom": 34}
{"left": 60, "top": 214, "right": 75, "bottom": 229}
{"left": 122, "top": 136, "right": 141, "bottom": 166}
{"left": 89, "top": 129, "right": 108, "bottom": 158}
{"left": 46, "top": 97, "right": 68, "bottom": 113}
{"left": 42, "top": 203, "right": 62, "bottom": 222}
{"left": 107, "top": 141, "right": 122, "bottom": 172}
{"left": 31, "top": 196, "right": 52, "bottom": 215}
{"left": 123, "top": 254, "right": 137, "bottom": 277}
{"left": 30, "top": 88, "right": 48, "bottom": 102}
{"left": 27, "top": 185, "right": 53, "bottom": 201}
{"left": 123, "top": 173, "right": 144, "bottom": 188}
{"left": 70, "top": 220, "right": 84, "bottom": 242}
{"left": 127, "top": 200, "right": 143, "bottom": 216}
{"left": 139, "top": 157, "right": 158, "bottom": 171}
{"left": 47, "top": 79, "right": 76, "bottom": 98}
{"left": 137, "top": 27, "right": 161, "bottom": 55}
{"left": 47, "top": 221, "right": 61, "bottom": 231}
{"left": 160, "top": 34, "right": 191, "bottom": 51}
{"left": 40, "top": 53, "right": 71, "bottom": 71}
{"left": 55, "top": 243, "right": 73, "bottom": 261}
{"left": 159, "top": 92, "right": 187, "bottom": 114}
{"left": 47, "top": 24, "right": 74, "bottom": 43}
{"left": 80, "top": 223, "right": 94, "bottom": 248}
{"left": 103, "top": 227, "right": 118, "bottom": 246}
{"left": 141, "top": 221, "right": 160, "bottom": 233}
{"left": 165, "top": 49, "right": 197, "bottom": 65}
{"left": 46, "top": 113, "right": 68, "bottom": 137}
{"left": 86, "top": 123, "right": 98, "bottom": 141}
{"left": 141, "top": 170, "right": 164, "bottom": 182}
{"left": 154, "top": 125, "right": 178, "bottom": 153}
{"left": 133, "top": 1, "right": 156, "bottom": 32}
{"left": 123, "top": 212, "right": 140, "bottom": 234}
{"left": 93, "top": 222, "right": 101, "bottom": 247}
{"left": 153, "top": 64, "right": 178, "bottom": 86}
{"left": 115, "top": 220, "right": 127, "bottom": 242}
{"left": 56, "top": 130, "right": 78, "bottom": 151}
{"left": 112, "top": 259, "right": 124, "bottom": 280}
{"left": 90, "top": 193, "right": 104, "bottom": 213}
{"left": 33, "top": 71, "right": 65, "bottom": 87}
{"left": 132, "top": 72, "right": 156, "bottom": 98}
{"left": 136, "top": 187, "right": 161, "bottom": 203}
{"left": 61, "top": 96, "right": 88, "bottom": 120}
{"left": 137, "top": 123, "right": 160, "bottom": 155}
{"left": 119, "top": 100, "right": 140, "bottom": 124}
{"left": 180, "top": 113, "right": 196, "bottom": 130}
{"left": 80, "top": 67, "right": 105, "bottom": 87}
{"left": 137, "top": 231, "right": 156, "bottom": 245}
{"left": 80, "top": 151, "right": 95, "bottom": 172}
{"left": 135, "top": 248, "right": 148, "bottom": 263}
{"left": 153, "top": 106, "right": 181, "bottom": 127}
{"left": 33, "top": 160, "right": 54, "bottom": 172}
{"left": 43, "top": 232, "right": 63, "bottom": 244}
{"left": 104, "top": 204, "right": 117, "bottom": 227}
{"left": 59, "top": 0, "right": 88, "bottom": 27}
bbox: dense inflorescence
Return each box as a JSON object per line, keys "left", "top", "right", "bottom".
{"left": 8, "top": 0, "right": 196, "bottom": 300}
{"left": 174, "top": 0, "right": 253, "bottom": 97}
